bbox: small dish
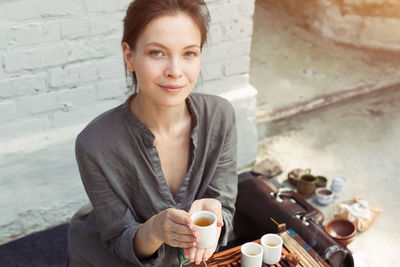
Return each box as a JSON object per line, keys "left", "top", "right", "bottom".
{"left": 315, "top": 188, "right": 334, "bottom": 205}
{"left": 315, "top": 176, "right": 327, "bottom": 187}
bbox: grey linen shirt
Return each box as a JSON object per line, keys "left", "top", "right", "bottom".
{"left": 68, "top": 93, "right": 238, "bottom": 267}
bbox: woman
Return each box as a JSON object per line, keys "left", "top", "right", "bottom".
{"left": 68, "top": 0, "right": 238, "bottom": 266}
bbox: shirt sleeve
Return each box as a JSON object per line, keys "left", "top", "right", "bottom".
{"left": 75, "top": 136, "right": 165, "bottom": 266}
{"left": 203, "top": 103, "right": 238, "bottom": 247}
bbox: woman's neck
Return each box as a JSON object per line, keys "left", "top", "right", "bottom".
{"left": 130, "top": 93, "right": 190, "bottom": 136}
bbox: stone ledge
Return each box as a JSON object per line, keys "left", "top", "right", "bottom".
{"left": 256, "top": 79, "right": 400, "bottom": 139}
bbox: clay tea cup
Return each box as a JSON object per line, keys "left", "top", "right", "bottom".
{"left": 297, "top": 174, "right": 317, "bottom": 198}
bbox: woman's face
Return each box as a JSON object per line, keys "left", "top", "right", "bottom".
{"left": 125, "top": 13, "right": 202, "bottom": 107}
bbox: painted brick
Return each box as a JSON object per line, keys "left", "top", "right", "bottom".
{"left": 208, "top": 2, "right": 241, "bottom": 24}
{"left": 65, "top": 36, "right": 120, "bottom": 62}
{"left": 7, "top": 23, "right": 42, "bottom": 47}
{"left": 11, "top": 73, "right": 48, "bottom": 96}
{"left": 0, "top": 1, "right": 41, "bottom": 21}
{"left": 0, "top": 0, "right": 85, "bottom": 21}
{"left": 4, "top": 45, "right": 68, "bottom": 72}
{"left": 202, "top": 62, "right": 223, "bottom": 81}
{"left": 224, "top": 20, "right": 253, "bottom": 39}
{"left": 49, "top": 62, "right": 98, "bottom": 88}
{"left": 56, "top": 86, "right": 96, "bottom": 111}
{"left": 239, "top": 0, "right": 256, "bottom": 17}
{"left": 96, "top": 80, "right": 126, "bottom": 100}
{"left": 224, "top": 56, "right": 251, "bottom": 76}
{"left": 206, "top": 0, "right": 230, "bottom": 5}
{"left": 0, "top": 116, "right": 52, "bottom": 139}
{"left": 229, "top": 38, "right": 252, "bottom": 57}
{"left": 118, "top": 0, "right": 133, "bottom": 11}
{"left": 43, "top": 21, "right": 62, "bottom": 43}
{"left": 0, "top": 29, "right": 6, "bottom": 50}
{"left": 223, "top": 74, "right": 249, "bottom": 90}
{"left": 202, "top": 41, "right": 231, "bottom": 63}
{"left": 208, "top": 24, "right": 224, "bottom": 45}
{"left": 60, "top": 14, "right": 122, "bottom": 41}
{"left": 0, "top": 80, "right": 13, "bottom": 99}
{"left": 49, "top": 68, "right": 63, "bottom": 88}
{"left": 0, "top": 101, "right": 17, "bottom": 125}
{"left": 85, "top": 0, "right": 122, "bottom": 13}
{"left": 52, "top": 99, "right": 122, "bottom": 128}
{"left": 61, "top": 18, "right": 91, "bottom": 40}
{"left": 35, "top": 0, "right": 86, "bottom": 18}
{"left": 18, "top": 93, "right": 58, "bottom": 115}
{"left": 0, "top": 55, "right": 6, "bottom": 80}
{"left": 96, "top": 57, "right": 125, "bottom": 80}
{"left": 90, "top": 15, "right": 123, "bottom": 36}
{"left": 204, "top": 74, "right": 249, "bottom": 95}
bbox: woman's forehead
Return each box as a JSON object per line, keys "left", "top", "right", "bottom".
{"left": 138, "top": 13, "right": 202, "bottom": 48}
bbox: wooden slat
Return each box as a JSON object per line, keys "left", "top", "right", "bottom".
{"left": 280, "top": 231, "right": 322, "bottom": 267}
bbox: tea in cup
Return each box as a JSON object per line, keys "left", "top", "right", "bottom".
{"left": 261, "top": 234, "right": 283, "bottom": 265}
{"left": 190, "top": 211, "right": 217, "bottom": 249}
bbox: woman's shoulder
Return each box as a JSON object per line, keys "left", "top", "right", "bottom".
{"left": 76, "top": 104, "right": 127, "bottom": 151}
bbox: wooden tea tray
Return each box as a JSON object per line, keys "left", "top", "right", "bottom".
{"left": 184, "top": 230, "right": 330, "bottom": 267}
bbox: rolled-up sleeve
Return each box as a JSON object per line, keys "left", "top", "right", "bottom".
{"left": 75, "top": 137, "right": 163, "bottom": 266}
{"left": 203, "top": 104, "right": 238, "bottom": 246}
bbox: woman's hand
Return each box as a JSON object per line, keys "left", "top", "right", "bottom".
{"left": 184, "top": 199, "right": 224, "bottom": 264}
{"left": 152, "top": 208, "right": 198, "bottom": 249}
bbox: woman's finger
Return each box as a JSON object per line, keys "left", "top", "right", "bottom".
{"left": 168, "top": 240, "right": 195, "bottom": 248}
{"left": 189, "top": 247, "right": 197, "bottom": 262}
{"left": 166, "top": 220, "right": 195, "bottom": 236}
{"left": 168, "top": 209, "right": 192, "bottom": 226}
{"left": 203, "top": 247, "right": 215, "bottom": 261}
{"left": 194, "top": 247, "right": 206, "bottom": 265}
{"left": 166, "top": 232, "right": 197, "bottom": 243}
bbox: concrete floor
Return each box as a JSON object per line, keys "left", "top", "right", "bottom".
{"left": 250, "top": 1, "right": 400, "bottom": 266}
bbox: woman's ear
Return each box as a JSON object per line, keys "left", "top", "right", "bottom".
{"left": 122, "top": 42, "right": 135, "bottom": 72}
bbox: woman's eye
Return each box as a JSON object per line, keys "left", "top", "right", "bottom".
{"left": 150, "top": 50, "right": 163, "bottom": 57}
{"left": 184, "top": 51, "right": 197, "bottom": 57}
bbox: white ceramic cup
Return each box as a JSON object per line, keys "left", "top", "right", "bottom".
{"left": 190, "top": 211, "right": 217, "bottom": 249}
{"left": 330, "top": 176, "right": 346, "bottom": 197}
{"left": 261, "top": 234, "right": 283, "bottom": 265}
{"left": 240, "top": 242, "right": 263, "bottom": 267}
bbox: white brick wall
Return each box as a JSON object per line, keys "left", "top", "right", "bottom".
{"left": 0, "top": 0, "right": 257, "bottom": 243}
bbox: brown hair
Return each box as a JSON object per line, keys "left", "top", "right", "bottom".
{"left": 122, "top": 0, "right": 210, "bottom": 93}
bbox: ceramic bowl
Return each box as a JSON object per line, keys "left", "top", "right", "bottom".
{"left": 315, "top": 176, "right": 327, "bottom": 187}
{"left": 325, "top": 218, "right": 357, "bottom": 246}
{"left": 315, "top": 188, "right": 334, "bottom": 205}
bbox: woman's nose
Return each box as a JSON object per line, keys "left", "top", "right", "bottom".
{"left": 165, "top": 58, "right": 183, "bottom": 79}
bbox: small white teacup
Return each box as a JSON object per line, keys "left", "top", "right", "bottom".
{"left": 190, "top": 211, "right": 217, "bottom": 249}
{"left": 261, "top": 234, "right": 283, "bottom": 265}
{"left": 241, "top": 242, "right": 263, "bottom": 267}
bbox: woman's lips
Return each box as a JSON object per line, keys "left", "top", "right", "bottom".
{"left": 159, "top": 85, "right": 184, "bottom": 93}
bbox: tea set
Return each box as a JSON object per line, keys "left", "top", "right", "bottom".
{"left": 287, "top": 169, "right": 347, "bottom": 206}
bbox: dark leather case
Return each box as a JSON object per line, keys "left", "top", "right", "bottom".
{"left": 232, "top": 172, "right": 354, "bottom": 267}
